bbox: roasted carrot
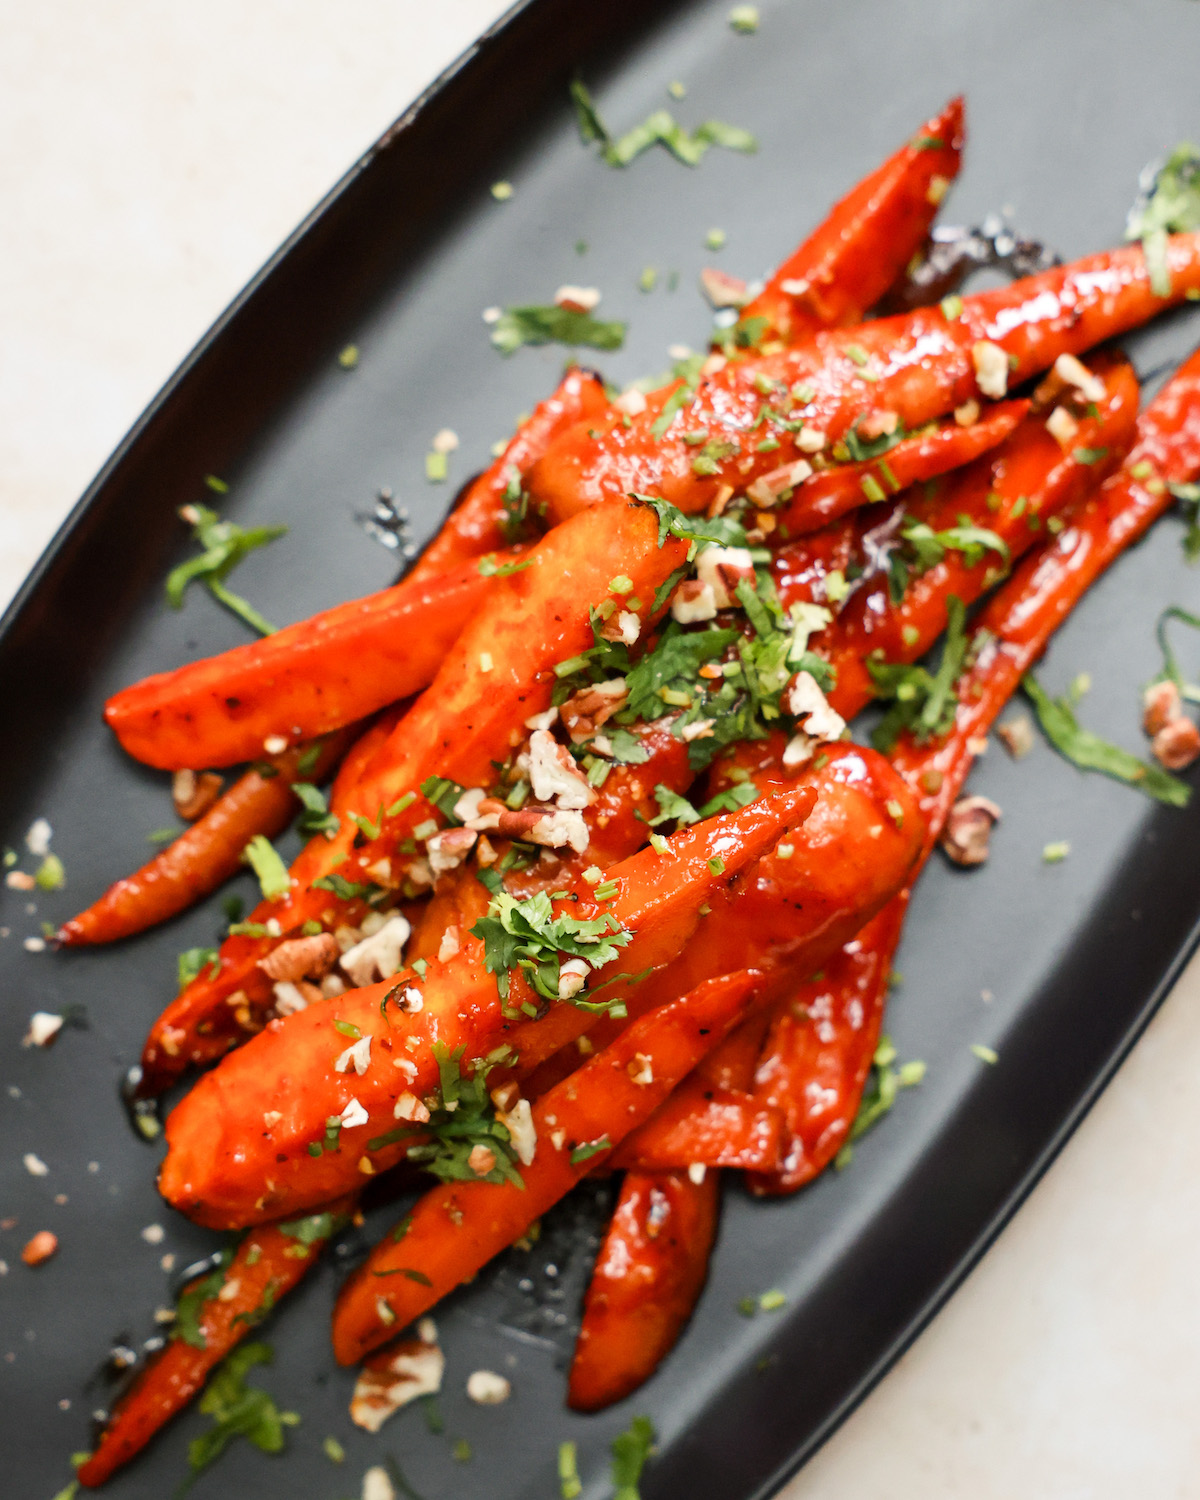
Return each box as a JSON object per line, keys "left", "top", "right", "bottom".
{"left": 103, "top": 553, "right": 515, "bottom": 772}
{"left": 159, "top": 786, "right": 815, "bottom": 1228}
{"left": 408, "top": 367, "right": 608, "bottom": 582}
{"left": 526, "top": 235, "right": 1200, "bottom": 525}
{"left": 76, "top": 1201, "right": 352, "bottom": 1487}
{"left": 775, "top": 400, "right": 1028, "bottom": 537}
{"left": 331, "top": 967, "right": 767, "bottom": 1364}
{"left": 749, "top": 346, "right": 1200, "bottom": 1192}
{"left": 58, "top": 731, "right": 353, "bottom": 947}
{"left": 139, "top": 500, "right": 690, "bottom": 1092}
{"left": 737, "top": 98, "right": 965, "bottom": 344}
{"left": 612, "top": 1086, "right": 783, "bottom": 1172}
{"left": 492, "top": 743, "right": 922, "bottom": 1085}
{"left": 567, "top": 1169, "right": 720, "bottom": 1412}
{"left": 817, "top": 354, "right": 1140, "bottom": 719}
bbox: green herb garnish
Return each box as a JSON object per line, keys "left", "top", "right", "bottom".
{"left": 470, "top": 890, "right": 632, "bottom": 1004}
{"left": 184, "top": 1342, "right": 299, "bottom": 1482}
{"left": 1126, "top": 142, "right": 1200, "bottom": 297}
{"left": 177, "top": 946, "right": 220, "bottom": 991}
{"left": 241, "top": 835, "right": 291, "bottom": 899}
{"left": 1023, "top": 672, "right": 1191, "bottom": 806}
{"left": 490, "top": 305, "right": 626, "bottom": 356}
{"left": 610, "top": 1415, "right": 656, "bottom": 1500}
{"left": 166, "top": 504, "right": 286, "bottom": 635}
{"left": 835, "top": 1035, "right": 925, "bottom": 1168}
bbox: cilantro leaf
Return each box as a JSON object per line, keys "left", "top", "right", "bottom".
{"left": 1155, "top": 604, "right": 1200, "bottom": 701}
{"left": 177, "top": 946, "right": 220, "bottom": 992}
{"left": 648, "top": 784, "right": 701, "bottom": 827}
{"left": 241, "top": 835, "right": 291, "bottom": 900}
{"left": 277, "top": 1210, "right": 349, "bottom": 1246}
{"left": 610, "top": 1415, "right": 656, "bottom": 1500}
{"left": 491, "top": 305, "right": 626, "bottom": 355}
{"left": 1127, "top": 143, "right": 1200, "bottom": 296}
{"left": 166, "top": 504, "right": 285, "bottom": 635}
{"left": 1023, "top": 672, "right": 1191, "bottom": 806}
{"left": 367, "top": 1044, "right": 523, "bottom": 1188}
{"left": 868, "top": 596, "right": 971, "bottom": 752}
{"left": 291, "top": 782, "right": 339, "bottom": 839}
{"left": 186, "top": 1342, "right": 298, "bottom": 1481}
{"left": 173, "top": 1248, "right": 235, "bottom": 1349}
{"left": 470, "top": 890, "right": 632, "bottom": 1004}
{"left": 835, "top": 1035, "right": 925, "bottom": 1169}
{"left": 569, "top": 76, "right": 610, "bottom": 146}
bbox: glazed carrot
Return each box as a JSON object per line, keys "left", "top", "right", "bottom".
{"left": 408, "top": 367, "right": 608, "bottom": 582}
{"left": 567, "top": 1169, "right": 720, "bottom": 1412}
{"left": 737, "top": 98, "right": 965, "bottom": 345}
{"left": 746, "top": 895, "right": 907, "bottom": 1193}
{"left": 331, "top": 967, "right": 767, "bottom": 1364}
{"left": 57, "top": 731, "right": 353, "bottom": 947}
{"left": 139, "top": 500, "right": 690, "bottom": 1093}
{"left": 526, "top": 234, "right": 1200, "bottom": 525}
{"left": 775, "top": 400, "right": 1028, "bottom": 537}
{"left": 748, "top": 347, "right": 1200, "bottom": 1192}
{"left": 816, "top": 354, "right": 1140, "bottom": 719}
{"left": 159, "top": 787, "right": 814, "bottom": 1228}
{"left": 493, "top": 743, "right": 921, "bottom": 1084}
{"left": 612, "top": 1085, "right": 783, "bottom": 1172}
{"left": 104, "top": 552, "right": 516, "bottom": 772}
{"left": 76, "top": 1201, "right": 352, "bottom": 1487}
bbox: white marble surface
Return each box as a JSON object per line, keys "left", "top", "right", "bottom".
{"left": 4, "top": 4, "right": 1200, "bottom": 1496}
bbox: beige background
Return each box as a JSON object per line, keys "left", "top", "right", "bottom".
{"left": 4, "top": 4, "right": 1200, "bottom": 1495}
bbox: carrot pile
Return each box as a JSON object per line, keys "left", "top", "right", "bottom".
{"left": 55, "top": 95, "right": 1200, "bottom": 1485}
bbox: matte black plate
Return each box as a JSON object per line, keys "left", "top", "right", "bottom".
{"left": 5, "top": 1, "right": 1200, "bottom": 1495}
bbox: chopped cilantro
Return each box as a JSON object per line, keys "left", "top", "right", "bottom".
{"left": 729, "top": 4, "right": 759, "bottom": 31}
{"left": 241, "top": 835, "right": 291, "bottom": 899}
{"left": 366, "top": 1043, "right": 523, "bottom": 1187}
{"left": 1126, "top": 143, "right": 1200, "bottom": 296}
{"left": 841, "top": 416, "right": 911, "bottom": 464}
{"left": 453, "top": 1438, "right": 473, "bottom": 1463}
{"left": 311, "top": 872, "right": 385, "bottom": 902}
{"left": 568, "top": 77, "right": 756, "bottom": 169}
{"left": 1042, "top": 840, "right": 1071, "bottom": 864}
{"left": 559, "top": 1440, "right": 583, "bottom": 1499}
{"left": 421, "top": 775, "right": 467, "bottom": 823}
{"left": 177, "top": 946, "right": 220, "bottom": 991}
{"left": 1023, "top": 673, "right": 1191, "bottom": 806}
{"left": 835, "top": 1035, "right": 925, "bottom": 1168}
{"left": 166, "top": 503, "right": 286, "bottom": 636}
{"left": 478, "top": 553, "right": 534, "bottom": 578}
{"left": 648, "top": 784, "right": 701, "bottom": 827}
{"left": 425, "top": 449, "right": 449, "bottom": 482}
{"left": 971, "top": 1043, "right": 999, "bottom": 1064}
{"left": 470, "top": 890, "right": 632, "bottom": 1003}
{"left": 490, "top": 180, "right": 514, "bottom": 201}
{"left": 490, "top": 305, "right": 626, "bottom": 355}
{"left": 34, "top": 853, "right": 65, "bottom": 890}
{"left": 569, "top": 76, "right": 610, "bottom": 146}
{"left": 323, "top": 1436, "right": 345, "bottom": 1463}
{"left": 1154, "top": 604, "right": 1200, "bottom": 701}
{"left": 888, "top": 516, "right": 1009, "bottom": 601}
{"left": 278, "top": 1209, "right": 349, "bottom": 1245}
{"left": 869, "top": 596, "right": 971, "bottom": 752}
{"left": 185, "top": 1342, "right": 299, "bottom": 1480}
{"left": 570, "top": 1135, "right": 613, "bottom": 1164}
{"left": 639, "top": 265, "right": 658, "bottom": 292}
{"left": 173, "top": 1248, "right": 234, "bottom": 1349}
{"left": 1072, "top": 446, "right": 1109, "bottom": 465}
{"left": 610, "top": 1415, "right": 656, "bottom": 1500}
{"left": 1168, "top": 480, "right": 1200, "bottom": 560}
{"left": 292, "top": 782, "right": 339, "bottom": 839}
{"left": 146, "top": 826, "right": 181, "bottom": 844}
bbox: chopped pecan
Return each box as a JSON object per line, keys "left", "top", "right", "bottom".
{"left": 1143, "top": 679, "right": 1183, "bottom": 737}
{"left": 257, "top": 932, "right": 339, "bottom": 983}
{"left": 1152, "top": 716, "right": 1200, "bottom": 771}
{"left": 172, "top": 769, "right": 224, "bottom": 821}
{"left": 939, "top": 795, "right": 1002, "bottom": 867}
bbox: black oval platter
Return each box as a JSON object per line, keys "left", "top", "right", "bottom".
{"left": 4, "top": 0, "right": 1200, "bottom": 1496}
